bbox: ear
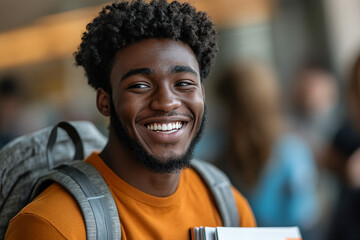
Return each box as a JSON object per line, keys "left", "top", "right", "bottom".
{"left": 96, "top": 88, "right": 111, "bottom": 116}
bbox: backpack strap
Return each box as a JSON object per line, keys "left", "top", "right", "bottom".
{"left": 30, "top": 160, "right": 121, "bottom": 240}
{"left": 190, "top": 159, "right": 240, "bottom": 227}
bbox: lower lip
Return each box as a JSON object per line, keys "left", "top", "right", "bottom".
{"left": 153, "top": 129, "right": 178, "bottom": 134}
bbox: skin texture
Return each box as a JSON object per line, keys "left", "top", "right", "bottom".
{"left": 97, "top": 39, "right": 205, "bottom": 197}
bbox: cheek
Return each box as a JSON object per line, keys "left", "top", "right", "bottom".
{"left": 114, "top": 95, "right": 140, "bottom": 125}
{"left": 186, "top": 93, "right": 205, "bottom": 117}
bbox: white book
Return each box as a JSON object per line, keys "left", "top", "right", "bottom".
{"left": 216, "top": 227, "right": 302, "bottom": 240}
{"left": 190, "top": 227, "right": 302, "bottom": 240}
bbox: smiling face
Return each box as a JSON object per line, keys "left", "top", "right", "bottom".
{"left": 99, "top": 39, "right": 205, "bottom": 172}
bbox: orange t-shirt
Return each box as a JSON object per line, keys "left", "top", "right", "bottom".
{"left": 5, "top": 153, "right": 256, "bottom": 239}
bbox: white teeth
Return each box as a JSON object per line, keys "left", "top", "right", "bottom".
{"left": 147, "top": 121, "right": 183, "bottom": 132}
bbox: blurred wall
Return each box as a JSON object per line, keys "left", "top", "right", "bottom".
{"left": 324, "top": 0, "right": 360, "bottom": 80}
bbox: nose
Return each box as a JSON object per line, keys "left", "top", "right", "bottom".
{"left": 150, "top": 85, "right": 181, "bottom": 112}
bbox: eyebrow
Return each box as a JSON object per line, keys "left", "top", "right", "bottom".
{"left": 120, "top": 65, "right": 198, "bottom": 81}
{"left": 170, "top": 65, "right": 198, "bottom": 76}
{"left": 121, "top": 68, "right": 153, "bottom": 81}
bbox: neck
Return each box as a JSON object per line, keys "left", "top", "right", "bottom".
{"left": 99, "top": 130, "right": 181, "bottom": 197}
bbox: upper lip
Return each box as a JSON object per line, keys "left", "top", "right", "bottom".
{"left": 139, "top": 115, "right": 191, "bottom": 125}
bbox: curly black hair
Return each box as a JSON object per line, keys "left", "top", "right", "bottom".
{"left": 74, "top": 0, "right": 218, "bottom": 92}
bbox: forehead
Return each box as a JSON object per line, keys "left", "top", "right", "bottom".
{"left": 111, "top": 39, "right": 199, "bottom": 76}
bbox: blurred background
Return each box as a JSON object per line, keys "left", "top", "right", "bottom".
{"left": 1, "top": 0, "right": 360, "bottom": 240}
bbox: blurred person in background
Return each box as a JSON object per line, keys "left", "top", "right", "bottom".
{"left": 0, "top": 76, "right": 24, "bottom": 149}
{"left": 287, "top": 63, "right": 341, "bottom": 240}
{"left": 289, "top": 62, "right": 339, "bottom": 164}
{"left": 216, "top": 61, "right": 319, "bottom": 239}
{"left": 325, "top": 52, "right": 360, "bottom": 240}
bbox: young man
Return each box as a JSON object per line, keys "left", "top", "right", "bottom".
{"left": 5, "top": 0, "right": 256, "bottom": 239}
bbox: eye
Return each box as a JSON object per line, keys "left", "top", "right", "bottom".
{"left": 127, "top": 83, "right": 150, "bottom": 89}
{"left": 175, "top": 80, "right": 195, "bottom": 87}
{"left": 125, "top": 82, "right": 151, "bottom": 93}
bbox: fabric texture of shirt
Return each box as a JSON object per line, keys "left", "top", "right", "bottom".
{"left": 5, "top": 153, "right": 256, "bottom": 240}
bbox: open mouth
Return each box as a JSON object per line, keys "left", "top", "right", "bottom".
{"left": 145, "top": 121, "right": 184, "bottom": 133}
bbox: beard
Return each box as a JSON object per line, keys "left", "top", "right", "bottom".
{"left": 109, "top": 99, "right": 206, "bottom": 173}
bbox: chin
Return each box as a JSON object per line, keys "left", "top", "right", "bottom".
{"left": 153, "top": 154, "right": 183, "bottom": 163}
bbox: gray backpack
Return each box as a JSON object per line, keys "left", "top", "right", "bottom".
{"left": 0, "top": 121, "right": 239, "bottom": 240}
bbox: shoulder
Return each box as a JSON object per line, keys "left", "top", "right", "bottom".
{"left": 6, "top": 211, "right": 66, "bottom": 239}
{"left": 190, "top": 159, "right": 257, "bottom": 227}
{"left": 231, "top": 187, "right": 257, "bottom": 227}
{"left": 275, "top": 133, "right": 314, "bottom": 164}
{"left": 277, "top": 133, "right": 310, "bottom": 152}
{"left": 6, "top": 183, "right": 86, "bottom": 240}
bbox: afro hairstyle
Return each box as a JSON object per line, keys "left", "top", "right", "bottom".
{"left": 74, "top": 0, "right": 218, "bottom": 92}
